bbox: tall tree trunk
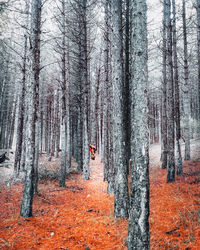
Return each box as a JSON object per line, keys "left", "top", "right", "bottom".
{"left": 77, "top": 107, "right": 83, "bottom": 171}
{"left": 55, "top": 90, "right": 60, "bottom": 158}
{"left": 33, "top": 116, "right": 40, "bottom": 194}
{"left": 14, "top": 0, "right": 29, "bottom": 176}
{"left": 128, "top": 0, "right": 150, "bottom": 248}
{"left": 20, "top": 0, "right": 42, "bottom": 217}
{"left": 161, "top": 0, "right": 168, "bottom": 169}
{"left": 33, "top": 80, "right": 42, "bottom": 194}
{"left": 0, "top": 58, "right": 11, "bottom": 149}
{"left": 182, "top": 0, "right": 190, "bottom": 160}
{"left": 166, "top": 0, "right": 175, "bottom": 183}
{"left": 107, "top": 69, "right": 115, "bottom": 193}
{"left": 51, "top": 92, "right": 56, "bottom": 157}
{"left": 82, "top": 0, "right": 90, "bottom": 180}
{"left": 197, "top": 0, "right": 200, "bottom": 134}
{"left": 83, "top": 110, "right": 90, "bottom": 180}
{"left": 111, "top": 0, "right": 129, "bottom": 218}
{"left": 124, "top": 0, "right": 131, "bottom": 170}
{"left": 103, "top": 0, "right": 110, "bottom": 184}
{"left": 8, "top": 98, "right": 17, "bottom": 149}
{"left": 60, "top": 116, "right": 67, "bottom": 186}
{"left": 67, "top": 41, "right": 71, "bottom": 168}
{"left": 94, "top": 63, "right": 101, "bottom": 150}
{"left": 47, "top": 98, "right": 52, "bottom": 160}
{"left": 21, "top": 108, "right": 28, "bottom": 171}
{"left": 59, "top": 0, "right": 67, "bottom": 187}
{"left": 172, "top": 0, "right": 182, "bottom": 175}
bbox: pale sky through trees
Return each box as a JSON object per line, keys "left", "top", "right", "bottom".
{"left": 0, "top": 0, "right": 196, "bottom": 93}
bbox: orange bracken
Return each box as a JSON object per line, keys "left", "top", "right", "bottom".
{"left": 0, "top": 152, "right": 199, "bottom": 249}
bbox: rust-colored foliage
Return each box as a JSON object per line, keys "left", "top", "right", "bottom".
{"left": 0, "top": 153, "right": 200, "bottom": 249}
{"left": 0, "top": 156, "right": 128, "bottom": 249}
{"left": 150, "top": 159, "right": 200, "bottom": 249}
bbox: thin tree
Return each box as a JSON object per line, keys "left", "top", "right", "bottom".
{"left": 81, "top": 0, "right": 90, "bottom": 180}
{"left": 14, "top": 0, "right": 30, "bottom": 176}
{"left": 172, "top": 0, "right": 182, "bottom": 175}
{"left": 166, "top": 0, "right": 175, "bottom": 183}
{"left": 182, "top": 0, "right": 190, "bottom": 160}
{"left": 59, "top": 0, "right": 67, "bottom": 187}
{"left": 103, "top": 0, "right": 115, "bottom": 193}
{"left": 161, "top": 0, "right": 168, "bottom": 169}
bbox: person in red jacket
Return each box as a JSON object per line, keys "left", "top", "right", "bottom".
{"left": 89, "top": 144, "right": 96, "bottom": 160}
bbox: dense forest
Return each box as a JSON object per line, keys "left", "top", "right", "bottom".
{"left": 0, "top": 0, "right": 200, "bottom": 249}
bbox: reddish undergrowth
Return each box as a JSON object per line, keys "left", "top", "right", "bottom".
{"left": 150, "top": 160, "right": 200, "bottom": 249}
{"left": 0, "top": 152, "right": 200, "bottom": 249}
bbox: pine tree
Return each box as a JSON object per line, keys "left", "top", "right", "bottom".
{"left": 111, "top": 0, "right": 129, "bottom": 218}
{"left": 128, "top": 0, "right": 150, "bottom": 248}
{"left": 20, "top": 0, "right": 42, "bottom": 217}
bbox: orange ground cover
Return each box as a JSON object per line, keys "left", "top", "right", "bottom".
{"left": 150, "top": 160, "right": 200, "bottom": 249}
{"left": 0, "top": 154, "right": 200, "bottom": 249}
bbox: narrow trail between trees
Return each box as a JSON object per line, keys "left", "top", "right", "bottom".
{"left": 0, "top": 143, "right": 200, "bottom": 249}
{"left": 0, "top": 155, "right": 128, "bottom": 249}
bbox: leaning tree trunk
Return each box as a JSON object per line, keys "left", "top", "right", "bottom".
{"left": 111, "top": 0, "right": 129, "bottom": 218}
{"left": 172, "top": 0, "right": 182, "bottom": 175}
{"left": 20, "top": 0, "right": 42, "bottom": 217}
{"left": 128, "top": 0, "right": 150, "bottom": 248}
{"left": 182, "top": 0, "right": 190, "bottom": 161}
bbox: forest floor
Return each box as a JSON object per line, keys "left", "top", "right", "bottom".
{"left": 0, "top": 140, "right": 200, "bottom": 249}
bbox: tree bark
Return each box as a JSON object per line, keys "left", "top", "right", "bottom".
{"left": 182, "top": 0, "right": 190, "bottom": 161}
{"left": 59, "top": 0, "right": 67, "bottom": 187}
{"left": 20, "top": 0, "right": 42, "bottom": 217}
{"left": 111, "top": 0, "right": 129, "bottom": 218}
{"left": 172, "top": 0, "right": 182, "bottom": 175}
{"left": 197, "top": 0, "right": 200, "bottom": 134}
{"left": 161, "top": 0, "right": 168, "bottom": 169}
{"left": 124, "top": 0, "right": 131, "bottom": 170}
{"left": 14, "top": 0, "right": 29, "bottom": 176}
{"left": 166, "top": 0, "right": 175, "bottom": 183}
{"left": 128, "top": 0, "right": 150, "bottom": 248}
{"left": 82, "top": 0, "right": 90, "bottom": 180}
